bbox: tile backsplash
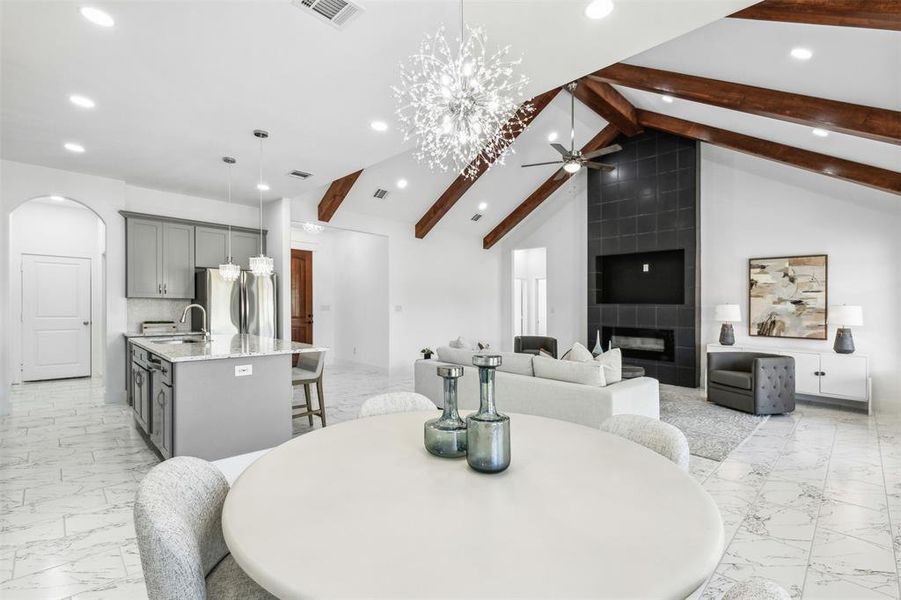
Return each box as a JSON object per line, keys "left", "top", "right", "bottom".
{"left": 127, "top": 298, "right": 193, "bottom": 333}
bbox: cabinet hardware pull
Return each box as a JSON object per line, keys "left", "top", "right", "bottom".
{"left": 163, "top": 283, "right": 167, "bottom": 294}
{"left": 158, "top": 391, "right": 165, "bottom": 407}
{"left": 158, "top": 283, "right": 162, "bottom": 294}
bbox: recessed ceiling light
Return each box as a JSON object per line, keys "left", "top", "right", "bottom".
{"left": 661, "top": 95, "right": 674, "bottom": 103}
{"left": 49, "top": 195, "right": 66, "bottom": 202}
{"left": 256, "top": 182, "right": 270, "bottom": 191}
{"left": 478, "top": 202, "right": 488, "bottom": 211}
{"left": 64, "top": 142, "right": 85, "bottom": 153}
{"left": 547, "top": 131, "right": 559, "bottom": 142}
{"left": 396, "top": 178, "right": 408, "bottom": 189}
{"left": 584, "top": 0, "right": 614, "bottom": 20}
{"left": 370, "top": 120, "right": 388, "bottom": 132}
{"left": 69, "top": 94, "right": 96, "bottom": 109}
{"left": 812, "top": 128, "right": 829, "bottom": 137}
{"left": 790, "top": 47, "right": 813, "bottom": 61}
{"left": 79, "top": 6, "right": 114, "bottom": 27}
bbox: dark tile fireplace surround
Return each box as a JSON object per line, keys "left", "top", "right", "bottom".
{"left": 587, "top": 130, "right": 700, "bottom": 388}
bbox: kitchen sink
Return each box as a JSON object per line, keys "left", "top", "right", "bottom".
{"left": 151, "top": 338, "right": 208, "bottom": 345}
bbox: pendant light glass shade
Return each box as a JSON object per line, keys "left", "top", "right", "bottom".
{"left": 249, "top": 130, "right": 274, "bottom": 277}
{"left": 218, "top": 156, "right": 242, "bottom": 282}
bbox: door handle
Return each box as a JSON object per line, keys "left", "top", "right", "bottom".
{"left": 83, "top": 321, "right": 90, "bottom": 326}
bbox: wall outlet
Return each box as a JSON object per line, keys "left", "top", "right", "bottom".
{"left": 394, "top": 305, "right": 403, "bottom": 312}
{"left": 235, "top": 364, "right": 253, "bottom": 377}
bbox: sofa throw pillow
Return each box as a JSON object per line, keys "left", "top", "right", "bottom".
{"left": 437, "top": 346, "right": 474, "bottom": 367}
{"left": 595, "top": 348, "right": 622, "bottom": 384}
{"left": 533, "top": 355, "right": 606, "bottom": 387}
{"left": 564, "top": 342, "right": 594, "bottom": 363}
{"left": 538, "top": 348, "right": 555, "bottom": 358}
{"left": 495, "top": 351, "right": 534, "bottom": 376}
{"left": 449, "top": 336, "right": 474, "bottom": 350}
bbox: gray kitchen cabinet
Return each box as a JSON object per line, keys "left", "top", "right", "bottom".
{"left": 126, "top": 218, "right": 195, "bottom": 298}
{"left": 195, "top": 227, "right": 263, "bottom": 269}
{"left": 195, "top": 226, "right": 228, "bottom": 268}
{"left": 131, "top": 361, "right": 150, "bottom": 434}
{"left": 127, "top": 218, "right": 164, "bottom": 297}
{"left": 162, "top": 222, "right": 195, "bottom": 298}
{"left": 151, "top": 379, "right": 173, "bottom": 459}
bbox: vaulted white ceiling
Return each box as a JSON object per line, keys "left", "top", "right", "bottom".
{"left": 1, "top": 0, "right": 757, "bottom": 205}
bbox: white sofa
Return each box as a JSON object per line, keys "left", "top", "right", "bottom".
{"left": 414, "top": 350, "right": 659, "bottom": 429}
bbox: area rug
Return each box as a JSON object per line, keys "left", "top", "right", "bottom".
{"left": 658, "top": 384, "right": 768, "bottom": 462}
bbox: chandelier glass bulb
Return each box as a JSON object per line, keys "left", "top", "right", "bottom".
{"left": 219, "top": 156, "right": 241, "bottom": 282}
{"left": 393, "top": 24, "right": 532, "bottom": 180}
{"left": 249, "top": 129, "right": 274, "bottom": 277}
{"left": 563, "top": 160, "right": 582, "bottom": 174}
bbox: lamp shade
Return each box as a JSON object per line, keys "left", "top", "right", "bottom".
{"left": 714, "top": 304, "right": 742, "bottom": 322}
{"left": 828, "top": 305, "right": 863, "bottom": 327}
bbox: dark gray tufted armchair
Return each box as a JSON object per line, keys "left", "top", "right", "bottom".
{"left": 707, "top": 352, "right": 795, "bottom": 415}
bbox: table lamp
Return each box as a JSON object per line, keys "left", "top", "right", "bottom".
{"left": 828, "top": 305, "right": 863, "bottom": 354}
{"left": 714, "top": 304, "right": 742, "bottom": 346}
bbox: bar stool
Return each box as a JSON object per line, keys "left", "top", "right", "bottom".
{"left": 291, "top": 352, "right": 326, "bottom": 427}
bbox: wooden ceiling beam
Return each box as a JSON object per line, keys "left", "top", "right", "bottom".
{"left": 572, "top": 78, "right": 643, "bottom": 136}
{"left": 414, "top": 87, "right": 561, "bottom": 239}
{"left": 729, "top": 0, "right": 901, "bottom": 31}
{"left": 637, "top": 110, "right": 901, "bottom": 195}
{"left": 591, "top": 63, "right": 901, "bottom": 145}
{"left": 483, "top": 125, "right": 621, "bottom": 250}
{"left": 317, "top": 169, "right": 363, "bottom": 222}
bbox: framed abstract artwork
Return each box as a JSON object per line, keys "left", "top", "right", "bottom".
{"left": 749, "top": 255, "right": 828, "bottom": 340}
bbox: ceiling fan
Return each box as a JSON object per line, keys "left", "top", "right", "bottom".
{"left": 521, "top": 81, "right": 622, "bottom": 180}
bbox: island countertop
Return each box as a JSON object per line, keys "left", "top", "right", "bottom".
{"left": 130, "top": 334, "right": 327, "bottom": 363}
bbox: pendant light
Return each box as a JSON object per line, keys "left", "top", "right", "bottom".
{"left": 248, "top": 129, "right": 274, "bottom": 277}
{"left": 218, "top": 156, "right": 241, "bottom": 282}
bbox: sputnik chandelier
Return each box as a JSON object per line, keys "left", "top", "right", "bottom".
{"left": 393, "top": 2, "right": 532, "bottom": 180}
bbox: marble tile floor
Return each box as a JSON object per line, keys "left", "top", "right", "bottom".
{"left": 1, "top": 369, "right": 899, "bottom": 599}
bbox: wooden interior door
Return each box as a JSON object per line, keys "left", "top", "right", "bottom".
{"left": 291, "top": 250, "right": 313, "bottom": 348}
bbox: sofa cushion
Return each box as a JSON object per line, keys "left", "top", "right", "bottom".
{"left": 533, "top": 355, "right": 606, "bottom": 387}
{"left": 563, "top": 342, "right": 594, "bottom": 363}
{"left": 449, "top": 337, "right": 474, "bottom": 350}
{"left": 595, "top": 348, "right": 622, "bottom": 384}
{"left": 709, "top": 369, "right": 752, "bottom": 390}
{"left": 437, "top": 346, "right": 474, "bottom": 367}
{"left": 496, "top": 352, "right": 534, "bottom": 376}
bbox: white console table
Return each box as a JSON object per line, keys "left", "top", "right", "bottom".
{"left": 707, "top": 343, "right": 871, "bottom": 414}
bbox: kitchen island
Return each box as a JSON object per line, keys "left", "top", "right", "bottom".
{"left": 127, "top": 333, "right": 325, "bottom": 461}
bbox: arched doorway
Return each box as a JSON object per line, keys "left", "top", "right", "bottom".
{"left": 8, "top": 195, "right": 108, "bottom": 385}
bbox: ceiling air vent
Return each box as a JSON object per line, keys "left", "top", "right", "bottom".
{"left": 292, "top": 0, "right": 362, "bottom": 29}
{"left": 471, "top": 214, "right": 483, "bottom": 222}
{"left": 288, "top": 170, "right": 313, "bottom": 180}
{"left": 373, "top": 188, "right": 389, "bottom": 199}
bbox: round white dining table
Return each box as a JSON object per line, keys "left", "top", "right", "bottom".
{"left": 222, "top": 412, "right": 724, "bottom": 599}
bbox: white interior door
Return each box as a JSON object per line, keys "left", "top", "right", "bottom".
{"left": 536, "top": 278, "right": 547, "bottom": 336}
{"left": 21, "top": 255, "right": 92, "bottom": 381}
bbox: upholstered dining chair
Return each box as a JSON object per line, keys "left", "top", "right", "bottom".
{"left": 292, "top": 351, "right": 326, "bottom": 427}
{"left": 722, "top": 578, "right": 791, "bottom": 600}
{"left": 134, "top": 456, "right": 275, "bottom": 600}
{"left": 599, "top": 414, "right": 690, "bottom": 471}
{"left": 359, "top": 392, "right": 437, "bottom": 418}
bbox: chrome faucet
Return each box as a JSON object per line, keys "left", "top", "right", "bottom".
{"left": 180, "top": 304, "right": 209, "bottom": 341}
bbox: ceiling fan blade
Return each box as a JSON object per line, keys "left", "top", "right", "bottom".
{"left": 584, "top": 162, "right": 615, "bottom": 172}
{"left": 553, "top": 168, "right": 568, "bottom": 181}
{"left": 550, "top": 143, "right": 569, "bottom": 156}
{"left": 582, "top": 144, "right": 623, "bottom": 160}
{"left": 521, "top": 160, "right": 565, "bottom": 168}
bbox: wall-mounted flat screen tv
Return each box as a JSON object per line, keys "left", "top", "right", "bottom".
{"left": 597, "top": 249, "right": 685, "bottom": 304}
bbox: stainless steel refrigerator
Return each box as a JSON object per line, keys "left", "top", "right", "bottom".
{"left": 193, "top": 268, "right": 278, "bottom": 337}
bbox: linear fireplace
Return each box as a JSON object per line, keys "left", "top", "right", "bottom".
{"left": 602, "top": 326, "right": 675, "bottom": 363}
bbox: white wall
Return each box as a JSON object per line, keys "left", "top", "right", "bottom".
{"left": 701, "top": 145, "right": 901, "bottom": 412}
{"left": 125, "top": 185, "right": 260, "bottom": 229}
{"left": 9, "top": 200, "right": 106, "bottom": 381}
{"left": 498, "top": 174, "right": 588, "bottom": 354}
{"left": 264, "top": 197, "right": 292, "bottom": 340}
{"left": 292, "top": 201, "right": 501, "bottom": 377}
